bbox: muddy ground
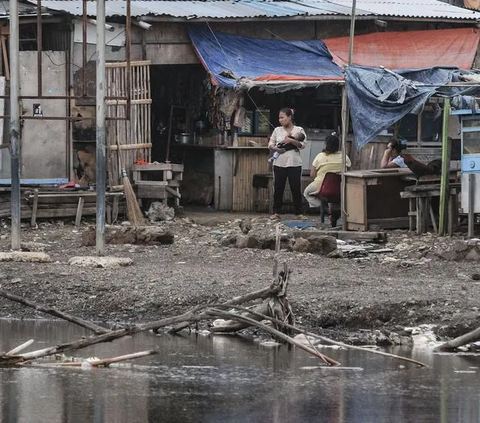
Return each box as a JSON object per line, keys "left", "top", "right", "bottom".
{"left": 0, "top": 209, "right": 479, "bottom": 345}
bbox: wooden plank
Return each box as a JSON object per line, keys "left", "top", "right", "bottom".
{"left": 75, "top": 197, "right": 85, "bottom": 228}
{"left": 166, "top": 186, "right": 181, "bottom": 199}
{"left": 31, "top": 189, "right": 39, "bottom": 227}
{"left": 345, "top": 183, "right": 365, "bottom": 225}
{"left": 293, "top": 230, "right": 387, "bottom": 243}
{"left": 135, "top": 185, "right": 166, "bottom": 199}
{"left": 131, "top": 163, "right": 184, "bottom": 172}
{"left": 106, "top": 99, "right": 152, "bottom": 106}
{"left": 108, "top": 143, "right": 152, "bottom": 151}
{"left": 106, "top": 60, "right": 151, "bottom": 68}
{"left": 134, "top": 180, "right": 168, "bottom": 186}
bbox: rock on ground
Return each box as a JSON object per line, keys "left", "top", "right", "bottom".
{"left": 0, "top": 251, "right": 51, "bottom": 263}
{"left": 82, "top": 225, "right": 174, "bottom": 246}
{"left": 68, "top": 256, "right": 133, "bottom": 268}
{"left": 146, "top": 202, "right": 175, "bottom": 222}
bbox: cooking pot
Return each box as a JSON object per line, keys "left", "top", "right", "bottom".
{"left": 175, "top": 133, "right": 191, "bottom": 144}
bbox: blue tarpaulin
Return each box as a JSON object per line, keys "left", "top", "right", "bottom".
{"left": 187, "top": 26, "right": 343, "bottom": 88}
{"left": 346, "top": 66, "right": 479, "bottom": 149}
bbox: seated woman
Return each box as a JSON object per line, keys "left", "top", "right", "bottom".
{"left": 381, "top": 139, "right": 408, "bottom": 168}
{"left": 303, "top": 132, "right": 351, "bottom": 209}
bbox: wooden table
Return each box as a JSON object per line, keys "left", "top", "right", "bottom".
{"left": 344, "top": 168, "right": 414, "bottom": 231}
{"left": 131, "top": 163, "right": 184, "bottom": 207}
{"left": 400, "top": 183, "right": 460, "bottom": 235}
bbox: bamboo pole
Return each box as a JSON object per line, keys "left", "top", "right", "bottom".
{"left": 438, "top": 98, "right": 451, "bottom": 236}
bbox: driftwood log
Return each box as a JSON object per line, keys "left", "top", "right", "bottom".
{"left": 435, "top": 326, "right": 480, "bottom": 352}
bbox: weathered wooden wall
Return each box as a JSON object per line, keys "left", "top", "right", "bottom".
{"left": 232, "top": 149, "right": 270, "bottom": 212}
{"left": 139, "top": 20, "right": 455, "bottom": 65}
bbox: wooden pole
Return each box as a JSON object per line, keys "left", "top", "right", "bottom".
{"left": 96, "top": 0, "right": 107, "bottom": 255}
{"left": 468, "top": 173, "right": 475, "bottom": 238}
{"left": 438, "top": 97, "right": 451, "bottom": 236}
{"left": 341, "top": 0, "right": 356, "bottom": 231}
{"left": 341, "top": 87, "right": 349, "bottom": 231}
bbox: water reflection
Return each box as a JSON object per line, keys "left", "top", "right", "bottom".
{"left": 0, "top": 320, "right": 480, "bottom": 423}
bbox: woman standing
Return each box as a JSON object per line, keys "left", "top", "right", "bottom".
{"left": 268, "top": 108, "right": 307, "bottom": 219}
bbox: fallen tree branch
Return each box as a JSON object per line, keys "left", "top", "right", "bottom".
{"left": 212, "top": 304, "right": 426, "bottom": 367}
{"left": 207, "top": 308, "right": 341, "bottom": 366}
{"left": 167, "top": 283, "right": 281, "bottom": 334}
{"left": 9, "top": 305, "right": 208, "bottom": 363}
{"left": 28, "top": 350, "right": 157, "bottom": 367}
{"left": 434, "top": 326, "right": 480, "bottom": 352}
{"left": 6, "top": 339, "right": 34, "bottom": 356}
{"left": 0, "top": 290, "right": 110, "bottom": 335}
{"left": 210, "top": 303, "right": 270, "bottom": 333}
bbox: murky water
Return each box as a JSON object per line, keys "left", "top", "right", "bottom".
{"left": 1, "top": 320, "right": 480, "bottom": 423}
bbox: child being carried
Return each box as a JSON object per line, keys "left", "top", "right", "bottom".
{"left": 269, "top": 132, "right": 306, "bottom": 162}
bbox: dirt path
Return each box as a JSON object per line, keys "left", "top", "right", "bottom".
{"left": 0, "top": 212, "right": 479, "bottom": 344}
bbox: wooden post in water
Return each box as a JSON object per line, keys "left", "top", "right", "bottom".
{"left": 438, "top": 98, "right": 451, "bottom": 236}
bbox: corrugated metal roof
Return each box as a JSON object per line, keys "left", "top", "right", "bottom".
{"left": 33, "top": 0, "right": 351, "bottom": 19}
{"left": 0, "top": 1, "right": 49, "bottom": 17}
{"left": 333, "top": 0, "right": 480, "bottom": 19}
{"left": 30, "top": 0, "right": 480, "bottom": 20}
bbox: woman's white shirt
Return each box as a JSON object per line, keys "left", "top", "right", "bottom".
{"left": 268, "top": 126, "right": 307, "bottom": 168}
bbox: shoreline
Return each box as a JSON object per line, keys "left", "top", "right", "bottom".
{"left": 0, "top": 214, "right": 479, "bottom": 347}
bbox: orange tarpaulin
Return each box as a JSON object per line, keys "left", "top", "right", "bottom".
{"left": 325, "top": 28, "right": 480, "bottom": 70}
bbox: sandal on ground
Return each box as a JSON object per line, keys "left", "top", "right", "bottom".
{"left": 269, "top": 213, "right": 280, "bottom": 220}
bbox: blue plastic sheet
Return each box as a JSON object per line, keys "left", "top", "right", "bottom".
{"left": 346, "top": 66, "right": 479, "bottom": 149}
{"left": 187, "top": 26, "right": 343, "bottom": 88}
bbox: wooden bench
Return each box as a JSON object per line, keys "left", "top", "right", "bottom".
{"left": 400, "top": 183, "right": 460, "bottom": 235}
{"left": 29, "top": 190, "right": 124, "bottom": 228}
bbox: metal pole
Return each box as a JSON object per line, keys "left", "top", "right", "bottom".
{"left": 438, "top": 97, "right": 451, "bottom": 236}
{"left": 37, "top": 0, "right": 43, "bottom": 97}
{"left": 9, "top": 0, "right": 21, "bottom": 250}
{"left": 341, "top": 0, "right": 357, "bottom": 231}
{"left": 126, "top": 0, "right": 131, "bottom": 121}
{"left": 82, "top": 0, "right": 88, "bottom": 97}
{"left": 96, "top": 0, "right": 106, "bottom": 255}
